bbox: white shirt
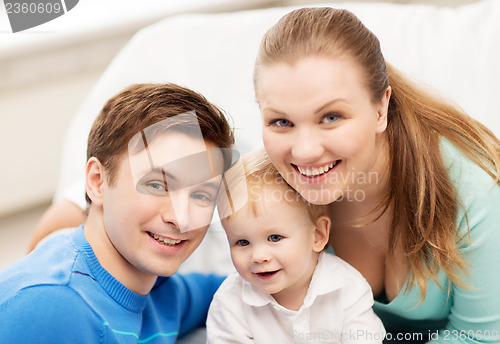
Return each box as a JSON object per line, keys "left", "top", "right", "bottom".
{"left": 207, "top": 252, "right": 385, "bottom": 344}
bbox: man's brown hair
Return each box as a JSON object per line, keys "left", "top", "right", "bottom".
{"left": 85, "top": 83, "right": 234, "bottom": 204}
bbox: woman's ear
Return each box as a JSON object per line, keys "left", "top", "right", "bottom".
{"left": 86, "top": 157, "right": 106, "bottom": 206}
{"left": 312, "top": 215, "right": 331, "bottom": 253}
{"left": 376, "top": 85, "right": 391, "bottom": 134}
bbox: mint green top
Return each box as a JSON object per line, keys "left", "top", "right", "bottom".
{"left": 373, "top": 139, "right": 500, "bottom": 343}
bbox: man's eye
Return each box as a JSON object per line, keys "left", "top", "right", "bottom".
{"left": 192, "top": 194, "right": 208, "bottom": 201}
{"left": 144, "top": 181, "right": 167, "bottom": 194}
{"left": 191, "top": 191, "right": 216, "bottom": 205}
{"left": 268, "top": 234, "right": 282, "bottom": 242}
{"left": 237, "top": 239, "right": 250, "bottom": 247}
{"left": 148, "top": 182, "right": 165, "bottom": 190}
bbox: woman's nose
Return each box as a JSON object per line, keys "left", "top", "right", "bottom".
{"left": 290, "top": 127, "right": 324, "bottom": 163}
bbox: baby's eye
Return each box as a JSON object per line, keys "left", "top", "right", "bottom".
{"left": 237, "top": 239, "right": 250, "bottom": 247}
{"left": 268, "top": 234, "right": 282, "bottom": 242}
{"left": 269, "top": 119, "right": 291, "bottom": 127}
{"left": 321, "top": 113, "right": 340, "bottom": 124}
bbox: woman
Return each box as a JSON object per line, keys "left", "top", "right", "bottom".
{"left": 254, "top": 7, "right": 500, "bottom": 343}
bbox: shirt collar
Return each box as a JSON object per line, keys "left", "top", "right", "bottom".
{"left": 304, "top": 252, "right": 345, "bottom": 307}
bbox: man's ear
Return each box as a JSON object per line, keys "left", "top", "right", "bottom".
{"left": 86, "top": 157, "right": 106, "bottom": 206}
{"left": 375, "top": 85, "right": 391, "bottom": 134}
{"left": 312, "top": 215, "right": 331, "bottom": 253}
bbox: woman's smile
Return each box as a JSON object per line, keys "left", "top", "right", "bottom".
{"left": 293, "top": 160, "right": 341, "bottom": 184}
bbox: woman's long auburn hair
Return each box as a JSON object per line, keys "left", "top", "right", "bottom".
{"left": 254, "top": 7, "right": 500, "bottom": 299}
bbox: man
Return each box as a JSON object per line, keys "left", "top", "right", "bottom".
{"left": 0, "top": 83, "right": 236, "bottom": 343}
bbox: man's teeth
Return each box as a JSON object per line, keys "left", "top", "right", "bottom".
{"left": 297, "top": 162, "right": 336, "bottom": 177}
{"left": 148, "top": 232, "right": 182, "bottom": 246}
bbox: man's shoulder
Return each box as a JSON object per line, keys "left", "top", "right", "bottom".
{"left": 1, "top": 284, "right": 89, "bottom": 311}
{"left": 0, "top": 284, "right": 104, "bottom": 342}
{"left": 0, "top": 228, "right": 82, "bottom": 303}
{"left": 0, "top": 227, "right": 108, "bottom": 343}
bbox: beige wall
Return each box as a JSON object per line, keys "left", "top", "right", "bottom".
{"left": 0, "top": 33, "right": 138, "bottom": 216}
{"left": 284, "top": 0, "right": 478, "bottom": 5}
{"left": 0, "top": 0, "right": 275, "bottom": 217}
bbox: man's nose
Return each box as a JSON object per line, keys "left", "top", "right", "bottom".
{"left": 161, "top": 191, "right": 190, "bottom": 232}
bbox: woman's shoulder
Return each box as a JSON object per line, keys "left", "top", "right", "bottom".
{"left": 440, "top": 137, "right": 499, "bottom": 196}
{"left": 440, "top": 137, "right": 500, "bottom": 239}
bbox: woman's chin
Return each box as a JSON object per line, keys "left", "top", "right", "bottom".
{"left": 298, "top": 188, "right": 342, "bottom": 205}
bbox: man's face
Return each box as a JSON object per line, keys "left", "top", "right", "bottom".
{"left": 101, "top": 131, "right": 224, "bottom": 279}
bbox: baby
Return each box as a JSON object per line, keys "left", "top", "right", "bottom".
{"left": 207, "top": 149, "right": 385, "bottom": 343}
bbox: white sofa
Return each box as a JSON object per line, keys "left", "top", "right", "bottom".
{"left": 54, "top": 0, "right": 500, "bottom": 274}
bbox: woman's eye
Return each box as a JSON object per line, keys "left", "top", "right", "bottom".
{"left": 237, "top": 239, "right": 250, "bottom": 247}
{"left": 321, "top": 113, "right": 340, "bottom": 124}
{"left": 269, "top": 119, "right": 291, "bottom": 127}
{"left": 268, "top": 234, "right": 282, "bottom": 242}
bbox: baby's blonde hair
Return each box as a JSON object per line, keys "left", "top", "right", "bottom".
{"left": 223, "top": 148, "right": 328, "bottom": 224}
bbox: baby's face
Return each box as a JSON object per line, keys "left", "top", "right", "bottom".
{"left": 222, "top": 187, "right": 322, "bottom": 305}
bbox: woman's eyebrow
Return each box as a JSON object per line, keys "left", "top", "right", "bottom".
{"left": 314, "top": 98, "right": 347, "bottom": 114}
{"left": 261, "top": 106, "right": 287, "bottom": 116}
{"left": 262, "top": 97, "right": 347, "bottom": 116}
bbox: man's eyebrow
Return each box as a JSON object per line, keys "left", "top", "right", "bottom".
{"left": 139, "top": 166, "right": 222, "bottom": 189}
{"left": 138, "top": 167, "right": 177, "bottom": 181}
{"left": 199, "top": 179, "right": 223, "bottom": 190}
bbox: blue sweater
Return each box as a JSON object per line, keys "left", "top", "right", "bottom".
{"left": 0, "top": 226, "right": 224, "bottom": 343}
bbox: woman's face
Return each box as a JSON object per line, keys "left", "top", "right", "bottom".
{"left": 257, "top": 55, "right": 391, "bottom": 205}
